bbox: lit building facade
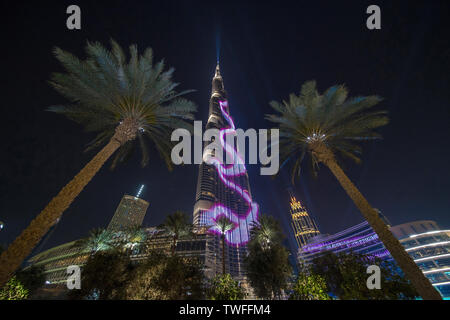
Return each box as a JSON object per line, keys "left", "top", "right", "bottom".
{"left": 298, "top": 221, "right": 390, "bottom": 266}
{"left": 390, "top": 221, "right": 450, "bottom": 299}
{"left": 107, "top": 194, "right": 149, "bottom": 231}
{"left": 193, "top": 64, "right": 259, "bottom": 279}
{"left": 288, "top": 190, "right": 320, "bottom": 249}
{"left": 298, "top": 219, "right": 450, "bottom": 299}
{"left": 26, "top": 228, "right": 218, "bottom": 286}
{"left": 26, "top": 240, "right": 89, "bottom": 286}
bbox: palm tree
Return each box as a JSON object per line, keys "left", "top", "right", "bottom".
{"left": 211, "top": 216, "right": 235, "bottom": 275}
{"left": 0, "top": 40, "right": 197, "bottom": 287}
{"left": 245, "top": 214, "right": 291, "bottom": 299}
{"left": 266, "top": 81, "right": 441, "bottom": 300}
{"left": 250, "top": 214, "right": 283, "bottom": 250}
{"left": 75, "top": 228, "right": 116, "bottom": 254}
{"left": 159, "top": 211, "right": 192, "bottom": 256}
{"left": 120, "top": 225, "right": 148, "bottom": 253}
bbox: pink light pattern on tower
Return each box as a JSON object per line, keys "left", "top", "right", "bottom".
{"left": 202, "top": 100, "right": 259, "bottom": 246}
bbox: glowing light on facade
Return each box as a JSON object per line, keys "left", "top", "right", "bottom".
{"left": 136, "top": 184, "right": 144, "bottom": 198}
{"left": 423, "top": 267, "right": 450, "bottom": 274}
{"left": 202, "top": 100, "right": 259, "bottom": 246}
{"left": 409, "top": 230, "right": 450, "bottom": 238}
{"left": 302, "top": 232, "right": 379, "bottom": 254}
{"left": 297, "top": 221, "right": 390, "bottom": 268}
{"left": 433, "top": 281, "right": 450, "bottom": 287}
{"left": 405, "top": 241, "right": 450, "bottom": 252}
{"left": 414, "top": 253, "right": 450, "bottom": 263}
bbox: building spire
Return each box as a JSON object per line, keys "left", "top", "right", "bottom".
{"left": 214, "top": 63, "right": 221, "bottom": 78}
{"left": 212, "top": 62, "right": 224, "bottom": 95}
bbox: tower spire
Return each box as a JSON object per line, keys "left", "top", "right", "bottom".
{"left": 214, "top": 63, "right": 221, "bottom": 78}
{"left": 212, "top": 63, "right": 225, "bottom": 95}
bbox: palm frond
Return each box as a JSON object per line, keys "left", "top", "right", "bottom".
{"left": 48, "top": 40, "right": 197, "bottom": 170}
{"left": 266, "top": 80, "right": 388, "bottom": 182}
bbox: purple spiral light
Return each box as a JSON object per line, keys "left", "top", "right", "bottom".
{"left": 202, "top": 100, "right": 259, "bottom": 246}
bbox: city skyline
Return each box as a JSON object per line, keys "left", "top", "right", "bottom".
{"left": 1, "top": 0, "right": 449, "bottom": 262}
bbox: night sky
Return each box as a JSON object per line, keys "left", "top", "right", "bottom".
{"left": 1, "top": 0, "right": 449, "bottom": 259}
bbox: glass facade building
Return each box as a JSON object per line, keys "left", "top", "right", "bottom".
{"left": 298, "top": 219, "right": 450, "bottom": 299}
{"left": 26, "top": 240, "right": 89, "bottom": 286}
{"left": 390, "top": 221, "right": 450, "bottom": 299}
{"left": 298, "top": 221, "right": 390, "bottom": 266}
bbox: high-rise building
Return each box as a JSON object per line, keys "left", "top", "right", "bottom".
{"left": 193, "top": 64, "right": 259, "bottom": 278}
{"left": 107, "top": 188, "right": 149, "bottom": 231}
{"left": 288, "top": 190, "right": 320, "bottom": 249}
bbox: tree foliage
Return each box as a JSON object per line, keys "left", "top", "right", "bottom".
{"left": 265, "top": 80, "right": 387, "bottom": 180}
{"left": 289, "top": 271, "right": 331, "bottom": 300}
{"left": 0, "top": 276, "right": 29, "bottom": 300}
{"left": 123, "top": 251, "right": 205, "bottom": 300}
{"left": 208, "top": 274, "right": 246, "bottom": 300}
{"left": 68, "top": 249, "right": 133, "bottom": 300}
{"left": 74, "top": 228, "right": 117, "bottom": 253}
{"left": 15, "top": 265, "right": 46, "bottom": 295}
{"left": 118, "top": 225, "right": 148, "bottom": 254}
{"left": 211, "top": 216, "right": 235, "bottom": 274}
{"left": 159, "top": 211, "right": 192, "bottom": 255}
{"left": 250, "top": 214, "right": 284, "bottom": 250}
{"left": 0, "top": 265, "right": 45, "bottom": 300}
{"left": 48, "top": 39, "right": 197, "bottom": 170}
{"left": 310, "top": 251, "right": 419, "bottom": 300}
{"left": 244, "top": 214, "right": 292, "bottom": 299}
{"left": 213, "top": 216, "right": 235, "bottom": 236}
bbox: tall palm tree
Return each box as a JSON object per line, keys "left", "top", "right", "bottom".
{"left": 211, "top": 216, "right": 235, "bottom": 275}
{"left": 159, "top": 211, "right": 192, "bottom": 256}
{"left": 0, "top": 40, "right": 197, "bottom": 287}
{"left": 266, "top": 81, "right": 441, "bottom": 300}
{"left": 250, "top": 214, "right": 283, "bottom": 250}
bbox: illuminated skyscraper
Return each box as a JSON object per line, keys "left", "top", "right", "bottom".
{"left": 288, "top": 190, "right": 320, "bottom": 249}
{"left": 193, "top": 64, "right": 259, "bottom": 278}
{"left": 107, "top": 186, "right": 149, "bottom": 231}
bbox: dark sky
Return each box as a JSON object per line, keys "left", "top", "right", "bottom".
{"left": 1, "top": 0, "right": 449, "bottom": 259}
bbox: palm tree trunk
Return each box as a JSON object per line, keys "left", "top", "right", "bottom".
{"left": 222, "top": 235, "right": 226, "bottom": 275}
{"left": 0, "top": 138, "right": 121, "bottom": 287}
{"left": 311, "top": 142, "right": 442, "bottom": 300}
